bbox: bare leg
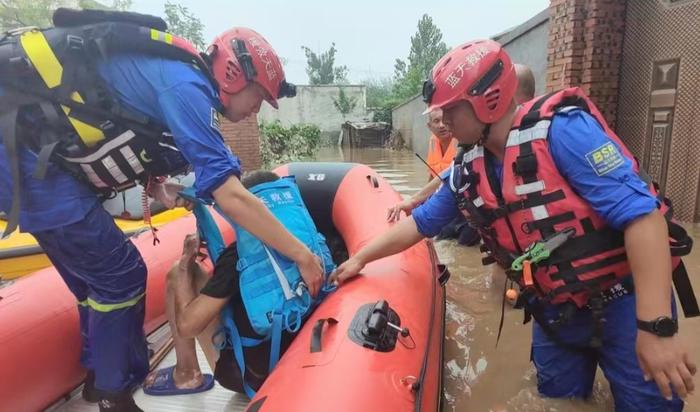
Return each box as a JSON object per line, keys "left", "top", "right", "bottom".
{"left": 197, "top": 313, "right": 223, "bottom": 372}
{"left": 169, "top": 259, "right": 223, "bottom": 376}
{"left": 144, "top": 237, "right": 208, "bottom": 390}
{"left": 189, "top": 265, "right": 221, "bottom": 372}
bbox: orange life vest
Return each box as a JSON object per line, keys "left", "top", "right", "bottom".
{"left": 426, "top": 135, "right": 457, "bottom": 179}
{"left": 454, "top": 88, "right": 696, "bottom": 313}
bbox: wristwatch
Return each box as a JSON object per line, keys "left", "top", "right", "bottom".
{"left": 636, "top": 316, "right": 678, "bottom": 337}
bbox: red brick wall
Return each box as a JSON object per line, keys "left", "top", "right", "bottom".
{"left": 546, "top": 0, "right": 627, "bottom": 129}
{"left": 221, "top": 115, "right": 262, "bottom": 171}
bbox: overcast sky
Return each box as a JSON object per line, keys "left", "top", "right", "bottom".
{"left": 129, "top": 0, "right": 549, "bottom": 84}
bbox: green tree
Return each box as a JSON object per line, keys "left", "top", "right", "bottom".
{"left": 392, "top": 14, "right": 448, "bottom": 101}
{"left": 407, "top": 14, "right": 449, "bottom": 79}
{"left": 301, "top": 42, "right": 348, "bottom": 85}
{"left": 163, "top": 1, "right": 205, "bottom": 50}
{"left": 259, "top": 121, "right": 321, "bottom": 168}
{"left": 392, "top": 66, "right": 423, "bottom": 101}
{"left": 332, "top": 87, "right": 357, "bottom": 119}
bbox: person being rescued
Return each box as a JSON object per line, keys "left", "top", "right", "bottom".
{"left": 142, "top": 171, "right": 335, "bottom": 396}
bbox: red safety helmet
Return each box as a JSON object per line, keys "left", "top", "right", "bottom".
{"left": 206, "top": 27, "right": 296, "bottom": 110}
{"left": 422, "top": 39, "right": 517, "bottom": 124}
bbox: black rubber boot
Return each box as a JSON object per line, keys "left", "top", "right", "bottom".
{"left": 98, "top": 392, "right": 143, "bottom": 412}
{"left": 81, "top": 370, "right": 100, "bottom": 403}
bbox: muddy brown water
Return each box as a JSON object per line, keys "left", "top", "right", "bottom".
{"left": 316, "top": 147, "right": 700, "bottom": 412}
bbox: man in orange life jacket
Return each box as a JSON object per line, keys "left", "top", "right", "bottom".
{"left": 426, "top": 109, "right": 457, "bottom": 181}
{"left": 332, "top": 40, "right": 696, "bottom": 411}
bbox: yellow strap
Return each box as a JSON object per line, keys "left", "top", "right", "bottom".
{"left": 61, "top": 106, "right": 106, "bottom": 146}
{"left": 20, "top": 30, "right": 63, "bottom": 89}
{"left": 63, "top": 93, "right": 105, "bottom": 146}
{"left": 77, "top": 293, "right": 145, "bottom": 313}
{"left": 20, "top": 31, "right": 105, "bottom": 146}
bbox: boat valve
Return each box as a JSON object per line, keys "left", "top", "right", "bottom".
{"left": 350, "top": 300, "right": 406, "bottom": 352}
{"left": 386, "top": 321, "right": 410, "bottom": 337}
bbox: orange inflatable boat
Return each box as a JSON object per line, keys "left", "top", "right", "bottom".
{"left": 251, "top": 162, "right": 447, "bottom": 412}
{"left": 0, "top": 212, "right": 234, "bottom": 412}
{"left": 0, "top": 162, "right": 445, "bottom": 412}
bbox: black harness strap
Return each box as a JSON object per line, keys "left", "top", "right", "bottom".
{"left": 522, "top": 212, "right": 576, "bottom": 234}
{"left": 580, "top": 217, "right": 596, "bottom": 233}
{"left": 668, "top": 220, "right": 693, "bottom": 257}
{"left": 549, "top": 254, "right": 628, "bottom": 283}
{"left": 545, "top": 228, "right": 626, "bottom": 266}
{"left": 673, "top": 261, "right": 700, "bottom": 318}
{"left": 547, "top": 273, "right": 619, "bottom": 298}
{"left": 504, "top": 190, "right": 567, "bottom": 213}
{"left": 519, "top": 91, "right": 557, "bottom": 130}
{"left": 33, "top": 141, "right": 61, "bottom": 180}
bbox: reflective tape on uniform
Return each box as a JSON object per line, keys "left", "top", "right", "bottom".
{"left": 77, "top": 293, "right": 145, "bottom": 312}
{"left": 150, "top": 29, "right": 173, "bottom": 44}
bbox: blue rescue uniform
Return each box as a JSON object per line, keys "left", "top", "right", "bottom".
{"left": 0, "top": 54, "right": 241, "bottom": 395}
{"left": 412, "top": 109, "right": 681, "bottom": 411}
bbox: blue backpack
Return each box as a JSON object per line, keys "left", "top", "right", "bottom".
{"left": 182, "top": 176, "right": 335, "bottom": 397}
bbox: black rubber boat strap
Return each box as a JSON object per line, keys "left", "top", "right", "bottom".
{"left": 673, "top": 261, "right": 700, "bottom": 318}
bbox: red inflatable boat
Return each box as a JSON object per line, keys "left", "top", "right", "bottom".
{"left": 250, "top": 162, "right": 447, "bottom": 412}
{"left": 0, "top": 162, "right": 446, "bottom": 412}
{"left": 0, "top": 212, "right": 234, "bottom": 412}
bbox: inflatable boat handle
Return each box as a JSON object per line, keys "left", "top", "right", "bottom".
{"left": 365, "top": 174, "right": 379, "bottom": 189}
{"left": 310, "top": 317, "right": 338, "bottom": 353}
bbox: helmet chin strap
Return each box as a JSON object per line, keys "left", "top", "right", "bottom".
{"left": 477, "top": 124, "right": 492, "bottom": 146}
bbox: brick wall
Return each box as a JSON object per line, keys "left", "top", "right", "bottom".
{"left": 546, "top": 0, "right": 627, "bottom": 129}
{"left": 220, "top": 115, "right": 262, "bottom": 172}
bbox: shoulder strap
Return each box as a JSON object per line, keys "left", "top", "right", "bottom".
{"left": 515, "top": 88, "right": 596, "bottom": 131}
{"left": 517, "top": 91, "right": 557, "bottom": 130}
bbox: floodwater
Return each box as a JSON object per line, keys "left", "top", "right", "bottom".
{"left": 316, "top": 146, "right": 700, "bottom": 412}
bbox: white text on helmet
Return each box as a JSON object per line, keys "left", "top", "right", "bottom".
{"left": 444, "top": 46, "right": 489, "bottom": 89}
{"left": 248, "top": 37, "right": 278, "bottom": 82}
